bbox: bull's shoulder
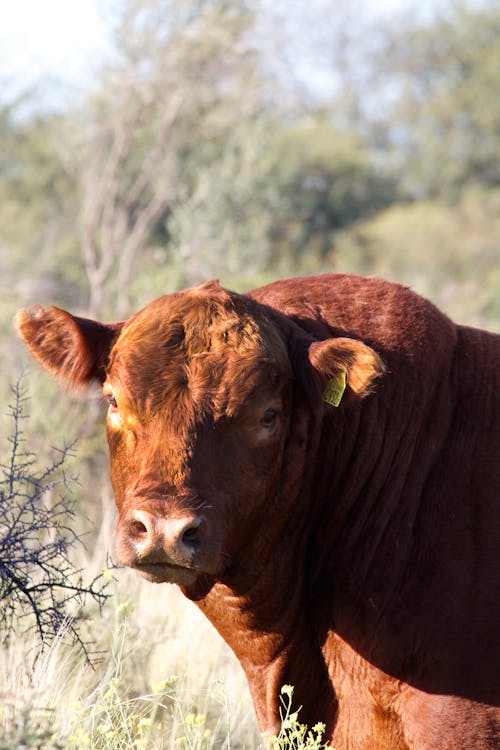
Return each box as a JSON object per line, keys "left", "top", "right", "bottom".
{"left": 248, "top": 275, "right": 499, "bottom": 429}
{"left": 248, "top": 273, "right": 456, "bottom": 357}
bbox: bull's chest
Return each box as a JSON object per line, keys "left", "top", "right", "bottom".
{"left": 324, "top": 633, "right": 409, "bottom": 750}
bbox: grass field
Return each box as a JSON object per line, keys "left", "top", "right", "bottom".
{"left": 1, "top": 557, "right": 336, "bottom": 750}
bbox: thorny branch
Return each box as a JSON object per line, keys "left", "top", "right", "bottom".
{"left": 0, "top": 379, "right": 109, "bottom": 662}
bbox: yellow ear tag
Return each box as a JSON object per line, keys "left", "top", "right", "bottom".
{"left": 323, "top": 371, "right": 347, "bottom": 407}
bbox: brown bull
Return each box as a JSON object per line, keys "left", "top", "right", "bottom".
{"left": 16, "top": 274, "right": 499, "bottom": 749}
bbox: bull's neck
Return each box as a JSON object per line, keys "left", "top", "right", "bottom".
{"left": 191, "top": 529, "right": 337, "bottom": 736}
{"left": 306, "top": 337, "right": 462, "bottom": 653}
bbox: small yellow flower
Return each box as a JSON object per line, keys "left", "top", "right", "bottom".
{"left": 117, "top": 601, "right": 135, "bottom": 619}
{"left": 152, "top": 674, "right": 178, "bottom": 693}
{"left": 73, "top": 727, "right": 91, "bottom": 746}
{"left": 312, "top": 722, "right": 326, "bottom": 734}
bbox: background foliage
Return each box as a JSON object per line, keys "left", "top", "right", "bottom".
{"left": 3, "top": 0, "right": 499, "bottom": 331}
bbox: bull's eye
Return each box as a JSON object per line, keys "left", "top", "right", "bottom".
{"left": 107, "top": 394, "right": 118, "bottom": 409}
{"left": 261, "top": 409, "right": 277, "bottom": 428}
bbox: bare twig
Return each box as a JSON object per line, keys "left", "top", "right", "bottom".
{"left": 0, "top": 378, "right": 109, "bottom": 662}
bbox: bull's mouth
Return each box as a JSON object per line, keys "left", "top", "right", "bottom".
{"left": 129, "top": 561, "right": 218, "bottom": 599}
{"left": 132, "top": 561, "right": 199, "bottom": 585}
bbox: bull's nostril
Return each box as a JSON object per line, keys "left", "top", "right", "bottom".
{"left": 128, "top": 519, "right": 148, "bottom": 537}
{"left": 181, "top": 522, "right": 202, "bottom": 550}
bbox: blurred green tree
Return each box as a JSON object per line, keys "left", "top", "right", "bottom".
{"left": 264, "top": 114, "right": 396, "bottom": 271}
{"left": 1, "top": 0, "right": 498, "bottom": 327}
{"left": 0, "top": 103, "right": 81, "bottom": 310}
{"left": 59, "top": 0, "right": 274, "bottom": 317}
{"left": 368, "top": 3, "right": 500, "bottom": 199}
{"left": 333, "top": 187, "right": 500, "bottom": 329}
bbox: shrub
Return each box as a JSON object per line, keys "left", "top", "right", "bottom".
{"left": 0, "top": 378, "right": 108, "bottom": 656}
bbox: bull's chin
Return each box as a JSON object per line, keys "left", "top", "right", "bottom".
{"left": 130, "top": 562, "right": 217, "bottom": 599}
{"left": 132, "top": 562, "right": 200, "bottom": 586}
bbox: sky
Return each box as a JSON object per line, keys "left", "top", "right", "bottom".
{"left": 0, "top": 0, "right": 445, "bottom": 104}
{"left": 1, "top": 0, "right": 109, "bottom": 97}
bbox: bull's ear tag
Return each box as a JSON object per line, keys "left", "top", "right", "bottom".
{"left": 323, "top": 371, "right": 347, "bottom": 407}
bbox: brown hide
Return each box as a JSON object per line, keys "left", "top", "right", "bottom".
{"left": 16, "top": 275, "right": 500, "bottom": 749}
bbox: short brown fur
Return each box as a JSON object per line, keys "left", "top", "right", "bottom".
{"left": 16, "top": 274, "right": 500, "bottom": 749}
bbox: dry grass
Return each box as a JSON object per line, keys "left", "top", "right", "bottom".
{"left": 0, "top": 516, "right": 258, "bottom": 749}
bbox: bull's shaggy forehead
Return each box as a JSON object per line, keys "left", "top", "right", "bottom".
{"left": 106, "top": 282, "right": 291, "bottom": 418}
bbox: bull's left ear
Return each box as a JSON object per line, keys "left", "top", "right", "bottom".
{"left": 307, "top": 337, "right": 385, "bottom": 406}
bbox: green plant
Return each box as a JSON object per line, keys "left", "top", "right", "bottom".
{"left": 268, "top": 686, "right": 333, "bottom": 750}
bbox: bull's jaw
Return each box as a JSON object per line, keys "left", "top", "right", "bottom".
{"left": 180, "top": 573, "right": 219, "bottom": 600}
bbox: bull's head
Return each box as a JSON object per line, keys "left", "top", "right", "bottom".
{"left": 16, "top": 281, "right": 384, "bottom": 597}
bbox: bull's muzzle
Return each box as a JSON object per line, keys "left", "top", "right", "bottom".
{"left": 116, "top": 508, "right": 206, "bottom": 583}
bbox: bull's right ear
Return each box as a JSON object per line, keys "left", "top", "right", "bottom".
{"left": 15, "top": 306, "right": 123, "bottom": 389}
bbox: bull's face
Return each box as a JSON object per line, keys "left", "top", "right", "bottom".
{"left": 103, "top": 288, "right": 294, "bottom": 590}
{"left": 16, "top": 281, "right": 383, "bottom": 595}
